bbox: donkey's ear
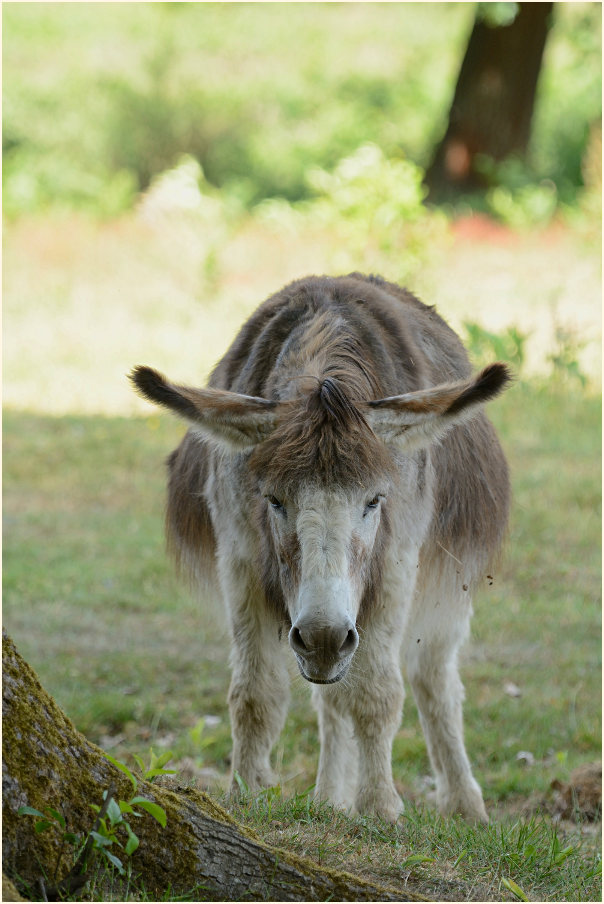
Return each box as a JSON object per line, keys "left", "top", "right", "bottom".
{"left": 130, "top": 366, "right": 279, "bottom": 450}
{"left": 364, "top": 363, "right": 512, "bottom": 451}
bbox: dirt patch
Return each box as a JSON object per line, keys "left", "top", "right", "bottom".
{"left": 551, "top": 761, "right": 602, "bottom": 823}
{"left": 488, "top": 761, "right": 602, "bottom": 836}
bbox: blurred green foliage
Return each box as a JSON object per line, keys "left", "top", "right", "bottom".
{"left": 253, "top": 143, "right": 448, "bottom": 283}
{"left": 2, "top": 2, "right": 601, "bottom": 218}
{"left": 305, "top": 144, "right": 444, "bottom": 272}
{"left": 464, "top": 320, "right": 590, "bottom": 389}
{"left": 464, "top": 321, "right": 529, "bottom": 375}
{"left": 531, "top": 3, "right": 602, "bottom": 201}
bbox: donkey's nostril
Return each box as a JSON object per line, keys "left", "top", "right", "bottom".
{"left": 289, "top": 620, "right": 358, "bottom": 665}
{"left": 339, "top": 627, "right": 358, "bottom": 655}
{"left": 289, "top": 626, "right": 307, "bottom": 654}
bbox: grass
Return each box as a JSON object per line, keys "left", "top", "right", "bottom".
{"left": 2, "top": 178, "right": 601, "bottom": 899}
{"left": 224, "top": 794, "right": 601, "bottom": 903}
{"left": 2, "top": 410, "right": 233, "bottom": 761}
{"left": 3, "top": 381, "right": 601, "bottom": 901}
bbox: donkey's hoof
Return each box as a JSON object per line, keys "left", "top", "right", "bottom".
{"left": 438, "top": 789, "right": 488, "bottom": 824}
{"left": 229, "top": 767, "right": 276, "bottom": 797}
{"left": 356, "top": 785, "right": 404, "bottom": 823}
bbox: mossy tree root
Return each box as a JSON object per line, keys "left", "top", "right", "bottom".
{"left": 2, "top": 630, "right": 428, "bottom": 901}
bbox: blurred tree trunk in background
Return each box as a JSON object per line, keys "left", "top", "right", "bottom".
{"left": 425, "top": 1, "right": 554, "bottom": 199}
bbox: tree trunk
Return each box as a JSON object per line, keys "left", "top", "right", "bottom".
{"left": 425, "top": 2, "right": 554, "bottom": 198}
{"left": 2, "top": 631, "right": 427, "bottom": 902}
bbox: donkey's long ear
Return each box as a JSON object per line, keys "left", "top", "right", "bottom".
{"left": 130, "top": 366, "right": 279, "bottom": 450}
{"left": 363, "top": 363, "right": 512, "bottom": 451}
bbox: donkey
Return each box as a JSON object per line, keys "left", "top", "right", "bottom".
{"left": 131, "top": 273, "right": 511, "bottom": 823}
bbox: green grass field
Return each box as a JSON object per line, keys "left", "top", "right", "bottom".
{"left": 4, "top": 382, "right": 600, "bottom": 779}
{"left": 3, "top": 231, "right": 601, "bottom": 898}
{"left": 3, "top": 382, "right": 601, "bottom": 901}
{"left": 2, "top": 4, "right": 601, "bottom": 897}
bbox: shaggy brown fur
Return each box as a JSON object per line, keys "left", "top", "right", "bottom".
{"left": 158, "top": 273, "right": 509, "bottom": 596}
{"left": 131, "top": 273, "right": 512, "bottom": 823}
{"left": 249, "top": 376, "right": 395, "bottom": 493}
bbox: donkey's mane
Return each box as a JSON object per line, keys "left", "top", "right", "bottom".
{"left": 249, "top": 374, "right": 393, "bottom": 491}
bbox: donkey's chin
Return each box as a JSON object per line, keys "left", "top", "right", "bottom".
{"left": 295, "top": 657, "right": 351, "bottom": 685}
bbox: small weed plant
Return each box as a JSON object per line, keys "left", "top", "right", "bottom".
{"left": 464, "top": 318, "right": 591, "bottom": 389}
{"left": 18, "top": 750, "right": 173, "bottom": 900}
{"left": 548, "top": 324, "right": 589, "bottom": 388}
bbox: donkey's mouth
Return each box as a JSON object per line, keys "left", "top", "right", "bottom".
{"left": 295, "top": 658, "right": 350, "bottom": 685}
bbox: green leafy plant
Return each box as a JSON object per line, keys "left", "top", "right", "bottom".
{"left": 257, "top": 142, "right": 447, "bottom": 285}
{"left": 98, "top": 752, "right": 170, "bottom": 871}
{"left": 188, "top": 717, "right": 220, "bottom": 756}
{"left": 487, "top": 179, "right": 558, "bottom": 230}
{"left": 464, "top": 321, "right": 528, "bottom": 374}
{"left": 17, "top": 804, "right": 78, "bottom": 843}
{"left": 476, "top": 155, "right": 559, "bottom": 229}
{"left": 18, "top": 751, "right": 170, "bottom": 899}
{"left": 130, "top": 748, "right": 178, "bottom": 784}
{"left": 306, "top": 144, "right": 447, "bottom": 266}
{"left": 16, "top": 803, "right": 81, "bottom": 895}
{"left": 548, "top": 325, "right": 588, "bottom": 387}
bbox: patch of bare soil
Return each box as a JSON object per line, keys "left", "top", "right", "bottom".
{"left": 551, "top": 761, "right": 602, "bottom": 823}
{"left": 490, "top": 761, "right": 602, "bottom": 839}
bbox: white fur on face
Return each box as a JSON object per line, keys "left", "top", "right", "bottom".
{"left": 268, "top": 485, "right": 384, "bottom": 615}
{"left": 265, "top": 483, "right": 386, "bottom": 682}
{"left": 308, "top": 486, "right": 382, "bottom": 600}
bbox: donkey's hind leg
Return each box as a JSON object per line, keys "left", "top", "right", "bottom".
{"left": 404, "top": 577, "right": 488, "bottom": 823}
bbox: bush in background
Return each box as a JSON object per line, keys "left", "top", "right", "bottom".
{"left": 2, "top": 2, "right": 600, "bottom": 219}
{"left": 260, "top": 143, "right": 449, "bottom": 284}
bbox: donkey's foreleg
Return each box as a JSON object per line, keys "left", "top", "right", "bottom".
{"left": 350, "top": 660, "right": 405, "bottom": 822}
{"left": 311, "top": 686, "right": 358, "bottom": 811}
{"left": 228, "top": 661, "right": 289, "bottom": 793}
{"left": 404, "top": 601, "right": 488, "bottom": 823}
{"left": 336, "top": 621, "right": 405, "bottom": 822}
{"left": 223, "top": 574, "right": 289, "bottom": 793}
{"left": 227, "top": 632, "right": 289, "bottom": 792}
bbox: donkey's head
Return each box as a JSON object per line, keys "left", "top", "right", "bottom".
{"left": 131, "top": 363, "right": 510, "bottom": 684}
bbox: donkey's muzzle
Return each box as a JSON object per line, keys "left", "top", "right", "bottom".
{"left": 288, "top": 617, "right": 359, "bottom": 683}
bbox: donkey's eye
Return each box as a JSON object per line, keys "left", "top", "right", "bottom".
{"left": 363, "top": 494, "right": 383, "bottom": 516}
{"left": 267, "top": 495, "right": 285, "bottom": 514}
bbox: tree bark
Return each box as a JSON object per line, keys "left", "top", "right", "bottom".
{"left": 2, "top": 631, "right": 427, "bottom": 902}
{"left": 425, "top": 2, "right": 554, "bottom": 198}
